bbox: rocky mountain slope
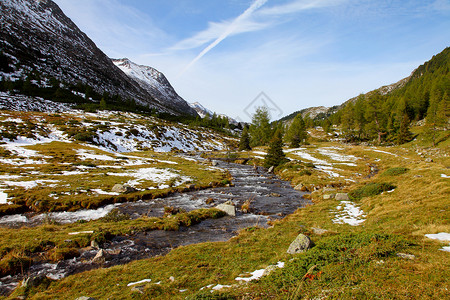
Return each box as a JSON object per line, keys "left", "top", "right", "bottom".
{"left": 112, "top": 58, "right": 197, "bottom": 116}
{"left": 188, "top": 101, "right": 214, "bottom": 118}
{"left": 0, "top": 92, "right": 230, "bottom": 153}
{"left": 0, "top": 0, "right": 194, "bottom": 116}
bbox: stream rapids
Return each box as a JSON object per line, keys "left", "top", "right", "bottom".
{"left": 0, "top": 159, "right": 310, "bottom": 295}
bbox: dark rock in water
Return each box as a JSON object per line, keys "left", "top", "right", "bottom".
{"left": 92, "top": 249, "right": 110, "bottom": 263}
{"left": 287, "top": 234, "right": 313, "bottom": 254}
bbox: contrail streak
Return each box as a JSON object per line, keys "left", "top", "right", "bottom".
{"left": 178, "top": 0, "right": 268, "bottom": 77}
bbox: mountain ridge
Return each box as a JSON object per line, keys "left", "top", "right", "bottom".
{"left": 0, "top": 0, "right": 195, "bottom": 116}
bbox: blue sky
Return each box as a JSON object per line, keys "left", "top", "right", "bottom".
{"left": 53, "top": 0, "right": 450, "bottom": 121}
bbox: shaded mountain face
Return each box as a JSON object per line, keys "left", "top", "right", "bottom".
{"left": 112, "top": 58, "right": 197, "bottom": 116}
{"left": 0, "top": 0, "right": 194, "bottom": 115}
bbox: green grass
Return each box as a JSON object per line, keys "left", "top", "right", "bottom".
{"left": 1, "top": 122, "right": 449, "bottom": 299}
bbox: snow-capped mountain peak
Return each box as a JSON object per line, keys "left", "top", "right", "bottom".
{"left": 112, "top": 58, "right": 197, "bottom": 116}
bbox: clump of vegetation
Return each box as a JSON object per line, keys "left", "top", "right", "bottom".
{"left": 349, "top": 182, "right": 396, "bottom": 200}
{"left": 382, "top": 167, "right": 409, "bottom": 176}
{"left": 100, "top": 208, "right": 130, "bottom": 222}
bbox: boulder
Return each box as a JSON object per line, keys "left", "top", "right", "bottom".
{"left": 287, "top": 234, "right": 313, "bottom": 254}
{"left": 268, "top": 166, "right": 275, "bottom": 174}
{"left": 294, "top": 183, "right": 308, "bottom": 192}
{"left": 335, "top": 193, "right": 350, "bottom": 201}
{"left": 323, "top": 194, "right": 335, "bottom": 200}
{"left": 396, "top": 253, "right": 416, "bottom": 260}
{"left": 211, "top": 161, "right": 219, "bottom": 166}
{"left": 92, "top": 249, "right": 110, "bottom": 263}
{"left": 185, "top": 184, "right": 196, "bottom": 190}
{"left": 425, "top": 158, "right": 433, "bottom": 163}
{"left": 112, "top": 184, "right": 137, "bottom": 194}
{"left": 90, "top": 240, "right": 99, "bottom": 249}
{"left": 75, "top": 297, "right": 97, "bottom": 300}
{"left": 270, "top": 192, "right": 281, "bottom": 197}
{"left": 215, "top": 201, "right": 236, "bottom": 216}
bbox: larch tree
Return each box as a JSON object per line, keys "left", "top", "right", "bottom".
{"left": 249, "top": 106, "right": 272, "bottom": 147}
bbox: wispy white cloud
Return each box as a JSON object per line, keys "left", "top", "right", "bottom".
{"left": 258, "top": 0, "right": 346, "bottom": 16}
{"left": 177, "top": 0, "right": 269, "bottom": 76}
{"left": 170, "top": 18, "right": 270, "bottom": 51}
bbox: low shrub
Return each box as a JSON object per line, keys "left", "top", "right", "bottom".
{"left": 382, "top": 167, "right": 409, "bottom": 176}
{"left": 349, "top": 182, "right": 396, "bottom": 200}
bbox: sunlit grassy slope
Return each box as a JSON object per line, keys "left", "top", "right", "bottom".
{"left": 7, "top": 138, "right": 448, "bottom": 300}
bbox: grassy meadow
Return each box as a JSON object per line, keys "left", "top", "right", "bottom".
{"left": 3, "top": 130, "right": 448, "bottom": 299}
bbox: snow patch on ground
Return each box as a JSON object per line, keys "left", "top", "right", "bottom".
{"left": 425, "top": 232, "right": 450, "bottom": 241}
{"left": 0, "top": 190, "right": 11, "bottom": 205}
{"left": 332, "top": 201, "right": 366, "bottom": 226}
{"left": 425, "top": 232, "right": 450, "bottom": 252}
{"left": 127, "top": 279, "right": 152, "bottom": 287}
{"left": 317, "top": 148, "right": 359, "bottom": 162}
{"left": 235, "top": 262, "right": 285, "bottom": 282}
{"left": 91, "top": 189, "right": 120, "bottom": 196}
{"left": 441, "top": 174, "right": 449, "bottom": 178}
{"left": 77, "top": 149, "right": 116, "bottom": 161}
{"left": 1, "top": 179, "right": 59, "bottom": 190}
{"left": 108, "top": 167, "right": 190, "bottom": 188}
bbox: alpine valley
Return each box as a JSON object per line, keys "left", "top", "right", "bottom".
{"left": 0, "top": 0, "right": 448, "bottom": 299}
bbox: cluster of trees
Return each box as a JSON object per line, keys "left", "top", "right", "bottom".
{"left": 239, "top": 107, "right": 308, "bottom": 168}
{"left": 330, "top": 48, "right": 449, "bottom": 145}
{"left": 187, "top": 113, "right": 241, "bottom": 133}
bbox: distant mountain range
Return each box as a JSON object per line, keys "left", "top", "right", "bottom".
{"left": 188, "top": 101, "right": 239, "bottom": 125}
{"left": 280, "top": 47, "right": 449, "bottom": 123}
{"left": 0, "top": 0, "right": 196, "bottom": 116}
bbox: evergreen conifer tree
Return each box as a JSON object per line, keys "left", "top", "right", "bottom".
{"left": 285, "top": 114, "right": 307, "bottom": 148}
{"left": 264, "top": 129, "right": 287, "bottom": 168}
{"left": 238, "top": 126, "right": 251, "bottom": 151}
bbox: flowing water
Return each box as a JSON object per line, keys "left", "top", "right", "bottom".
{"left": 0, "top": 159, "right": 310, "bottom": 295}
